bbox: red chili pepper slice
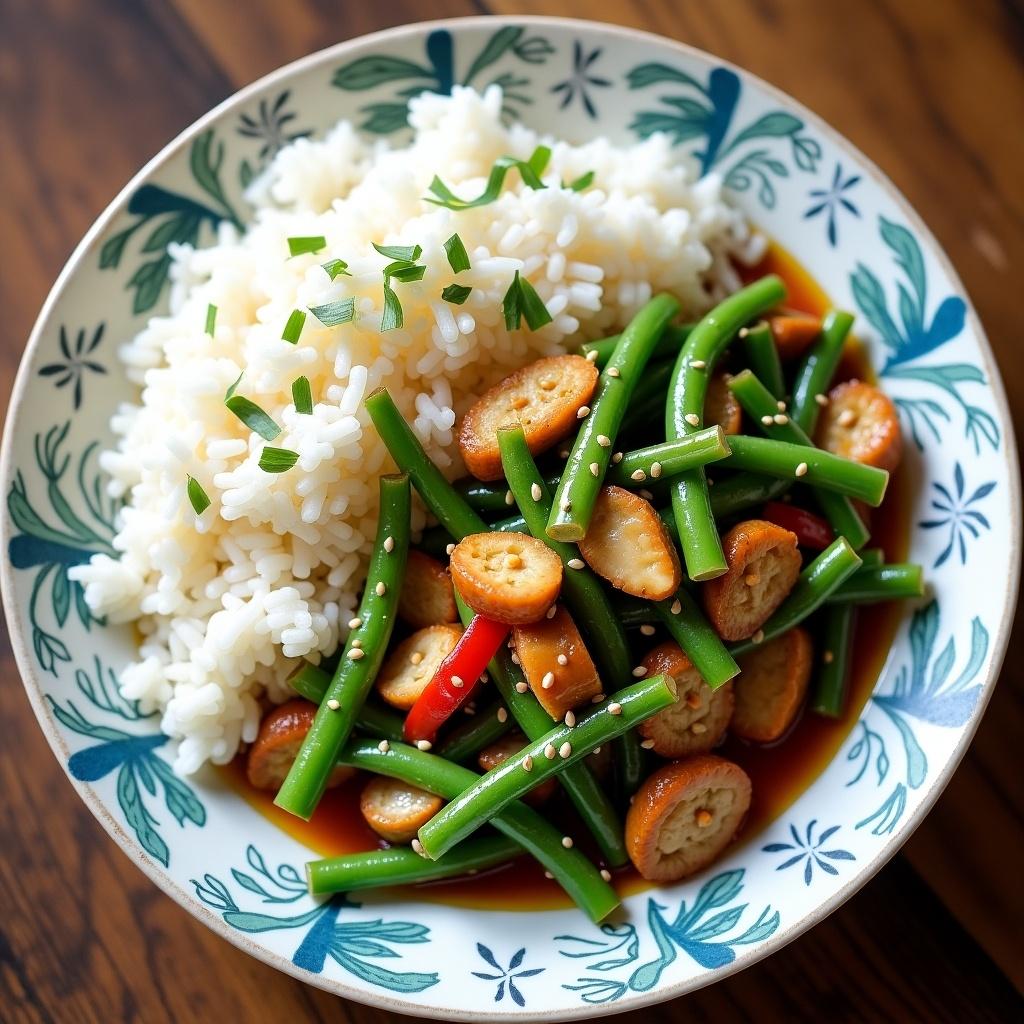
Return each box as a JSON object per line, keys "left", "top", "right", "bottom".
{"left": 402, "top": 614, "right": 510, "bottom": 743}
{"left": 762, "top": 500, "right": 834, "bottom": 550}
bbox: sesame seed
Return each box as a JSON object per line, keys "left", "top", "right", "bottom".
{"left": 592, "top": 746, "right": 602, "bottom": 754}
{"left": 347, "top": 648, "right": 365, "bottom": 660}
{"left": 670, "top": 599, "right": 682, "bottom": 615}
{"left": 589, "top": 462, "right": 600, "bottom": 477}
{"left": 737, "top": 326, "right": 750, "bottom": 339}
{"left": 561, "top": 836, "right": 574, "bottom": 849}
{"left": 505, "top": 489, "right": 514, "bottom": 506}
{"left": 411, "top": 838, "right": 428, "bottom": 856}
{"left": 632, "top": 666, "right": 648, "bottom": 678}
{"left": 348, "top": 616, "right": 362, "bottom": 629}
{"left": 707, "top": 477, "right": 715, "bottom": 486}
{"left": 577, "top": 405, "right": 590, "bottom": 419}
{"left": 378, "top": 739, "right": 390, "bottom": 753}
{"left": 691, "top": 722, "right": 708, "bottom": 735}
{"left": 640, "top": 738, "right": 656, "bottom": 750}
{"left": 774, "top": 413, "right": 789, "bottom": 425}
{"left": 463, "top": 705, "right": 476, "bottom": 716}
{"left": 416, "top": 739, "right": 433, "bottom": 751}
{"left": 451, "top": 675, "right": 464, "bottom": 688}
{"left": 597, "top": 434, "right": 611, "bottom": 447}
{"left": 631, "top": 469, "right": 647, "bottom": 482}
{"left": 591, "top": 693, "right": 605, "bottom": 704}
{"left": 823, "top": 650, "right": 835, "bottom": 664}
{"left": 684, "top": 413, "right": 700, "bottom": 427}
{"left": 326, "top": 698, "right": 340, "bottom": 711}
{"left": 685, "top": 692, "right": 702, "bottom": 710}
{"left": 640, "top": 624, "right": 656, "bottom": 636}
{"left": 557, "top": 654, "right": 568, "bottom": 666}
{"left": 815, "top": 393, "right": 829, "bottom": 407}
{"left": 383, "top": 535, "right": 394, "bottom": 553}
{"left": 695, "top": 809, "right": 713, "bottom": 828}
{"left": 567, "top": 558, "right": 585, "bottom": 570}
{"left": 564, "top": 710, "right": 576, "bottom": 727}
{"left": 607, "top": 702, "right": 622, "bottom": 716}
{"left": 794, "top": 461, "right": 809, "bottom": 478}
{"left": 351, "top": 638, "right": 363, "bottom": 649}
{"left": 516, "top": 680, "right": 529, "bottom": 693}
{"left": 546, "top": 605, "right": 558, "bottom": 619}
{"left": 585, "top": 349, "right": 599, "bottom": 362}
{"left": 446, "top": 543, "right": 456, "bottom": 556}
{"left": 777, "top": 400, "right": 787, "bottom": 412}
{"left": 480, "top": 673, "right": 489, "bottom": 684}
{"left": 522, "top": 755, "right": 534, "bottom": 771}
{"left": 559, "top": 741, "right": 573, "bottom": 759}
{"left": 690, "top": 359, "right": 706, "bottom": 369}
{"left": 650, "top": 462, "right": 663, "bottom": 479}
{"left": 544, "top": 870, "right": 554, "bottom": 879}
{"left": 544, "top": 742, "right": 557, "bottom": 759}
{"left": 838, "top": 409, "right": 856, "bottom": 427}
{"left": 600, "top": 868, "right": 612, "bottom": 882}
{"left": 530, "top": 482, "right": 542, "bottom": 501}
{"left": 542, "top": 671, "right": 555, "bottom": 689}
{"left": 497, "top": 707, "right": 508, "bottom": 723}
{"left": 559, "top": 449, "right": 570, "bottom": 459}
{"left": 752, "top": 629, "right": 765, "bottom": 644}
{"left": 612, "top": 451, "right": 623, "bottom": 464}
{"left": 761, "top": 414, "right": 774, "bottom": 426}
{"left": 511, "top": 652, "right": 521, "bottom": 665}
{"left": 375, "top": 581, "right": 387, "bottom": 597}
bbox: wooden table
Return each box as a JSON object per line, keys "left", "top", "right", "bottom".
{"left": 1, "top": 1, "right": 1021, "bottom": 1020}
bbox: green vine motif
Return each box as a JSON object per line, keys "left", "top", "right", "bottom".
{"left": 626, "top": 63, "right": 821, "bottom": 207}
{"left": 556, "top": 870, "right": 779, "bottom": 1004}
{"left": 192, "top": 846, "right": 439, "bottom": 992}
{"left": 236, "top": 90, "right": 312, "bottom": 189}
{"left": 6, "top": 424, "right": 118, "bottom": 675}
{"left": 99, "top": 129, "right": 244, "bottom": 315}
{"left": 332, "top": 27, "right": 555, "bottom": 134}
{"left": 847, "top": 601, "right": 987, "bottom": 835}
{"left": 47, "top": 657, "right": 205, "bottom": 866}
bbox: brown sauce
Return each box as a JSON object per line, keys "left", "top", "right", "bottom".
{"left": 220, "top": 240, "right": 912, "bottom": 911}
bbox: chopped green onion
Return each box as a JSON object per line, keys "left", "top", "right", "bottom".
{"left": 503, "top": 271, "right": 552, "bottom": 331}
{"left": 443, "top": 233, "right": 471, "bottom": 273}
{"left": 442, "top": 283, "right": 473, "bottom": 305}
{"left": 382, "top": 279, "right": 403, "bottom": 332}
{"left": 259, "top": 447, "right": 299, "bottom": 473}
{"left": 566, "top": 171, "right": 595, "bottom": 192}
{"left": 204, "top": 304, "right": 217, "bottom": 337}
{"left": 282, "top": 309, "right": 306, "bottom": 344}
{"left": 288, "top": 236, "right": 327, "bottom": 257}
{"left": 292, "top": 376, "right": 313, "bottom": 415}
{"left": 186, "top": 475, "right": 211, "bottom": 515}
{"left": 373, "top": 242, "right": 422, "bottom": 262}
{"left": 502, "top": 273, "right": 522, "bottom": 331}
{"left": 309, "top": 299, "right": 355, "bottom": 327}
{"left": 321, "top": 259, "right": 351, "bottom": 280}
{"left": 226, "top": 395, "right": 281, "bottom": 441}
{"left": 386, "top": 262, "right": 427, "bottom": 283}
{"left": 225, "top": 372, "right": 243, "bottom": 401}
{"left": 425, "top": 146, "right": 550, "bottom": 210}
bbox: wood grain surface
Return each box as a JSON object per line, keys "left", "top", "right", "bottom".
{"left": 1, "top": 0, "right": 1021, "bottom": 1020}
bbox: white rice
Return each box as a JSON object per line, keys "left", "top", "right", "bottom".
{"left": 70, "top": 85, "right": 757, "bottom": 774}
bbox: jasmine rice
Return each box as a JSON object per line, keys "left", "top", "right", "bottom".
{"left": 70, "top": 85, "right": 759, "bottom": 774}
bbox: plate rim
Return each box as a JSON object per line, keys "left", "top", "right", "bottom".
{"left": 1, "top": 14, "right": 1019, "bottom": 1020}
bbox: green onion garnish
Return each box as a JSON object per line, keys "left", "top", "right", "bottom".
{"left": 225, "top": 372, "right": 243, "bottom": 400}
{"left": 566, "top": 171, "right": 595, "bottom": 192}
{"left": 288, "top": 236, "right": 327, "bottom": 257}
{"left": 225, "top": 394, "right": 281, "bottom": 442}
{"left": 424, "top": 146, "right": 551, "bottom": 211}
{"left": 386, "top": 262, "right": 427, "bottom": 284}
{"left": 292, "top": 376, "right": 313, "bottom": 415}
{"left": 282, "top": 309, "right": 306, "bottom": 344}
{"left": 259, "top": 446, "right": 299, "bottom": 473}
{"left": 309, "top": 298, "right": 355, "bottom": 327}
{"left": 321, "top": 259, "right": 351, "bottom": 280}
{"left": 373, "top": 242, "right": 423, "bottom": 262}
{"left": 502, "top": 271, "right": 552, "bottom": 331}
{"left": 204, "top": 304, "right": 217, "bottom": 337}
{"left": 442, "top": 284, "right": 473, "bottom": 305}
{"left": 186, "top": 475, "right": 211, "bottom": 515}
{"left": 381, "top": 280, "right": 403, "bottom": 332}
{"left": 443, "top": 233, "right": 471, "bottom": 273}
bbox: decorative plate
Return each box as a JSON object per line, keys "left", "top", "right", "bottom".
{"left": 1, "top": 16, "right": 1018, "bottom": 1020}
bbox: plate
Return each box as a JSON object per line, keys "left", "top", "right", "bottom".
{"left": 1, "top": 16, "right": 1018, "bottom": 1020}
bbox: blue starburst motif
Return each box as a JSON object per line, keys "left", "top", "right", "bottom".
{"left": 38, "top": 324, "right": 107, "bottom": 410}
{"left": 550, "top": 42, "right": 611, "bottom": 118}
{"left": 919, "top": 462, "right": 995, "bottom": 567}
{"left": 804, "top": 163, "right": 861, "bottom": 246}
{"left": 472, "top": 943, "right": 545, "bottom": 1006}
{"left": 762, "top": 820, "right": 855, "bottom": 886}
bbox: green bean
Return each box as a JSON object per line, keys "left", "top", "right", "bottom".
{"left": 307, "top": 834, "right": 520, "bottom": 896}
{"left": 811, "top": 604, "right": 854, "bottom": 718}
{"left": 708, "top": 474, "right": 792, "bottom": 518}
{"left": 416, "top": 527, "right": 456, "bottom": 561}
{"left": 666, "top": 276, "right": 786, "bottom": 580}
{"left": 825, "top": 563, "right": 924, "bottom": 604}
{"left": 290, "top": 663, "right": 405, "bottom": 742}
{"left": 791, "top": 310, "right": 854, "bottom": 434}
{"left": 417, "top": 675, "right": 676, "bottom": 860}
{"left": 741, "top": 320, "right": 785, "bottom": 399}
{"left": 727, "top": 369, "right": 872, "bottom": 548}
{"left": 723, "top": 435, "right": 889, "bottom": 505}
{"left": 858, "top": 548, "right": 886, "bottom": 567}
{"left": 338, "top": 740, "right": 619, "bottom": 920}
{"left": 455, "top": 592, "right": 628, "bottom": 868}
{"left": 653, "top": 588, "right": 739, "bottom": 689}
{"left": 605, "top": 427, "right": 730, "bottom": 488}
{"left": 497, "top": 425, "right": 642, "bottom": 805}
{"left": 620, "top": 361, "right": 676, "bottom": 435}
{"left": 435, "top": 704, "right": 511, "bottom": 763}
{"left": 366, "top": 388, "right": 488, "bottom": 540}
{"left": 454, "top": 473, "right": 561, "bottom": 515}
{"left": 275, "top": 474, "right": 410, "bottom": 819}
{"left": 580, "top": 323, "right": 693, "bottom": 369}
{"left": 549, "top": 294, "right": 680, "bottom": 541}
{"left": 729, "top": 537, "right": 863, "bottom": 657}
